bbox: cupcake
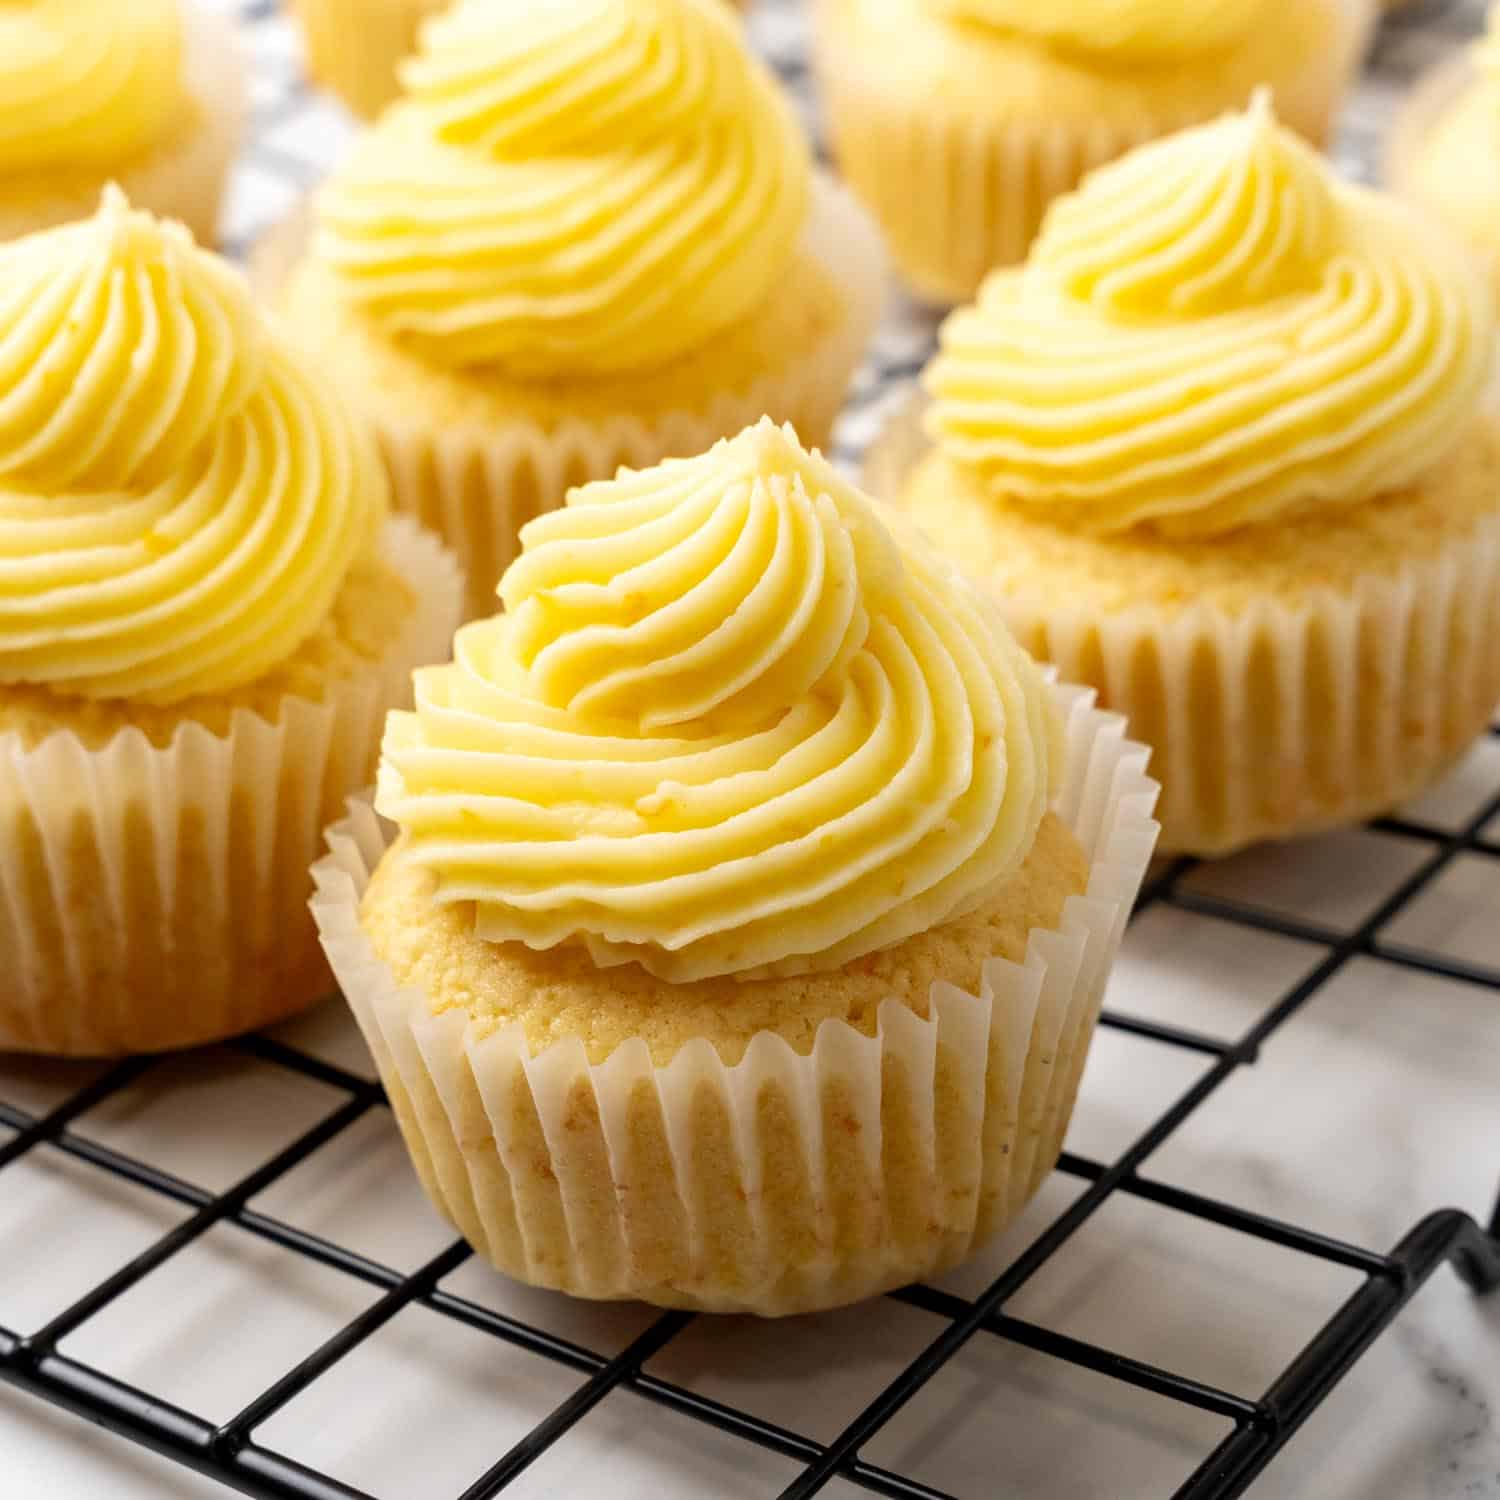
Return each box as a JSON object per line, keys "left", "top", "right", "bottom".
{"left": 812, "top": 0, "right": 1372, "bottom": 303}
{"left": 871, "top": 98, "right": 1500, "bottom": 858}
{"left": 289, "top": 0, "right": 448, "bottom": 120}
{"left": 262, "top": 0, "right": 885, "bottom": 619}
{"left": 311, "top": 420, "right": 1159, "bottom": 1316}
{"left": 1388, "top": 5, "right": 1500, "bottom": 296}
{"left": 0, "top": 191, "right": 462, "bottom": 1057}
{"left": 290, "top": 0, "right": 750, "bottom": 119}
{"left": 0, "top": 0, "right": 245, "bottom": 245}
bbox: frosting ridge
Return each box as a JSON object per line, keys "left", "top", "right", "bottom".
{"left": 0, "top": 191, "right": 385, "bottom": 705}
{"left": 377, "top": 420, "right": 1057, "bottom": 982}
{"left": 0, "top": 0, "right": 185, "bottom": 175}
{"left": 927, "top": 97, "right": 1495, "bottom": 537}
{"left": 316, "top": 0, "right": 812, "bottom": 376}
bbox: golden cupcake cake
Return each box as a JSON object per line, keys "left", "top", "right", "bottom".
{"left": 0, "top": 191, "right": 461, "bottom": 1057}
{"left": 1389, "top": 4, "right": 1500, "bottom": 295}
{"left": 264, "top": 0, "right": 883, "bottom": 619}
{"left": 812, "top": 0, "right": 1372, "bottom": 303}
{"left": 311, "top": 421, "right": 1159, "bottom": 1316}
{"left": 0, "top": 0, "right": 246, "bottom": 245}
{"left": 873, "top": 98, "right": 1500, "bottom": 857}
{"left": 290, "top": 0, "right": 750, "bottom": 119}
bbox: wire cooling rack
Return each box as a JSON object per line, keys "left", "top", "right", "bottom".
{"left": 3, "top": 3, "right": 1499, "bottom": 1498}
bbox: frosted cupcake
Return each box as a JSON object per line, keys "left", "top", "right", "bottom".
{"left": 872, "top": 99, "right": 1500, "bottom": 857}
{"left": 291, "top": 0, "right": 749, "bottom": 119}
{"left": 1389, "top": 5, "right": 1500, "bottom": 296}
{"left": 0, "top": 0, "right": 245, "bottom": 245}
{"left": 265, "top": 0, "right": 884, "bottom": 619}
{"left": 812, "top": 0, "right": 1371, "bottom": 303}
{"left": 0, "top": 192, "right": 461, "bottom": 1057}
{"left": 311, "top": 421, "right": 1158, "bottom": 1316}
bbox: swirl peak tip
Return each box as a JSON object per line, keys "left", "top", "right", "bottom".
{"left": 0, "top": 183, "right": 267, "bottom": 494}
{"left": 501, "top": 419, "right": 908, "bottom": 732}
{"left": 402, "top": 0, "right": 754, "bottom": 156}
{"left": 734, "top": 415, "right": 828, "bottom": 476}
{"left": 1028, "top": 90, "right": 1337, "bottom": 319}
{"left": 91, "top": 183, "right": 196, "bottom": 260}
{"left": 1244, "top": 85, "right": 1276, "bottom": 128}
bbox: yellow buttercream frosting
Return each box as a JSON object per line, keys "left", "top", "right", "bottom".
{"left": 315, "top": 0, "right": 812, "bottom": 377}
{"left": 377, "top": 420, "right": 1058, "bottom": 983}
{"left": 0, "top": 190, "right": 386, "bottom": 706}
{"left": 929, "top": 0, "right": 1258, "bottom": 63}
{"left": 0, "top": 0, "right": 186, "bottom": 175}
{"left": 927, "top": 95, "right": 1496, "bottom": 537}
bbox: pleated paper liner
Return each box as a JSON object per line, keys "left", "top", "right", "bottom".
{"left": 311, "top": 681, "right": 1160, "bottom": 1316}
{"left": 812, "top": 0, "right": 1375, "bottom": 305}
{"left": 0, "top": 0, "right": 247, "bottom": 247}
{"left": 865, "top": 392, "right": 1500, "bottom": 856}
{"left": 0, "top": 517, "right": 461, "bottom": 1057}
{"left": 254, "top": 175, "right": 889, "bottom": 619}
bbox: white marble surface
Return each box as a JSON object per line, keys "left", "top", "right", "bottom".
{"left": 3, "top": 1, "right": 1499, "bottom": 1498}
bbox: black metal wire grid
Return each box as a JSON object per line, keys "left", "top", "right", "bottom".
{"left": 3, "top": 1, "right": 1500, "bottom": 1497}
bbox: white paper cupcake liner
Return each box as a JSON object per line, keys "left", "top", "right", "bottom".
{"left": 0, "top": 517, "right": 461, "bottom": 1057}
{"left": 0, "top": 0, "right": 247, "bottom": 247}
{"left": 813, "top": 0, "right": 1373, "bottom": 304}
{"left": 310, "top": 683, "right": 1160, "bottom": 1316}
{"left": 255, "top": 174, "right": 889, "bottom": 618}
{"left": 866, "top": 394, "right": 1500, "bottom": 856}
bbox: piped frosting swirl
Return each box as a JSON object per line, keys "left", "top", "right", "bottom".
{"left": 0, "top": 0, "right": 185, "bottom": 175}
{"left": 377, "top": 420, "right": 1057, "bottom": 983}
{"left": 0, "top": 190, "right": 386, "bottom": 705}
{"left": 928, "top": 0, "right": 1259, "bottom": 63}
{"left": 315, "top": 0, "right": 812, "bottom": 377}
{"left": 927, "top": 96, "right": 1495, "bottom": 537}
